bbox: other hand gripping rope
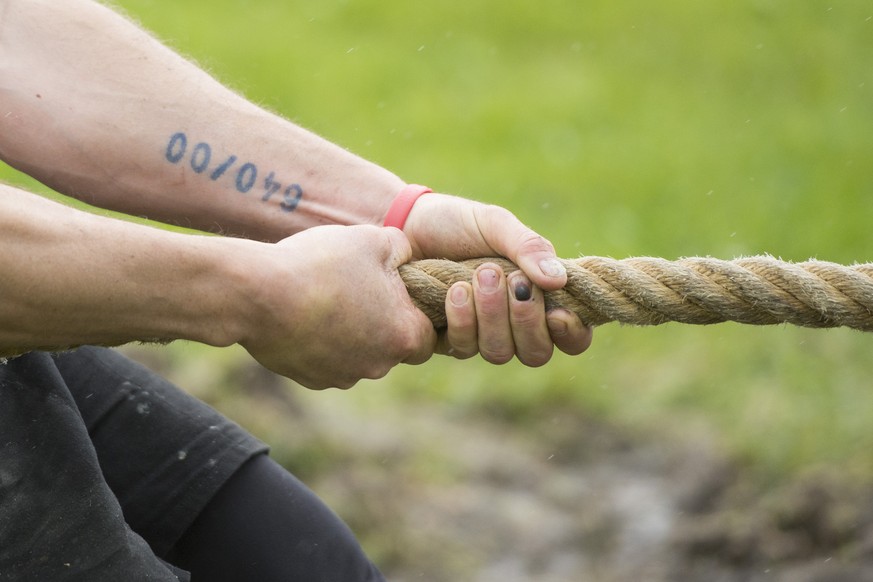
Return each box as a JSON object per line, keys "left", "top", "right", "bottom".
{"left": 399, "top": 256, "right": 873, "bottom": 332}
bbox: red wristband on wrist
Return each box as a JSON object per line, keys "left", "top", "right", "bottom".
{"left": 383, "top": 184, "right": 433, "bottom": 230}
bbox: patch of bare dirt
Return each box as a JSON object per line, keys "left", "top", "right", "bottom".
{"left": 126, "top": 350, "right": 873, "bottom": 581}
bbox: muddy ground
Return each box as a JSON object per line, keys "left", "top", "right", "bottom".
{"left": 130, "top": 350, "right": 873, "bottom": 582}
{"left": 295, "top": 401, "right": 873, "bottom": 582}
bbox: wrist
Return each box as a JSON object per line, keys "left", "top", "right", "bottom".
{"left": 188, "top": 236, "right": 271, "bottom": 348}
{"left": 383, "top": 184, "right": 433, "bottom": 230}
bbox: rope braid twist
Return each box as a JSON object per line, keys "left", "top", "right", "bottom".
{"left": 399, "top": 256, "right": 873, "bottom": 332}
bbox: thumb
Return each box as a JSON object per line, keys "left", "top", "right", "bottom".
{"left": 472, "top": 204, "right": 568, "bottom": 291}
{"left": 381, "top": 225, "right": 415, "bottom": 269}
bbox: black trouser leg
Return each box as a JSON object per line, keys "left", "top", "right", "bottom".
{"left": 167, "top": 454, "right": 386, "bottom": 582}
{"left": 0, "top": 352, "right": 184, "bottom": 581}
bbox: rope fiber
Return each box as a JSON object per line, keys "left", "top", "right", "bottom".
{"left": 399, "top": 256, "right": 873, "bottom": 332}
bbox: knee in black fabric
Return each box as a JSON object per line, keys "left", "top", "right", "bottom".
{"left": 167, "top": 454, "right": 385, "bottom": 582}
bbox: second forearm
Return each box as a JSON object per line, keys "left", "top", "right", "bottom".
{"left": 0, "top": 185, "right": 251, "bottom": 355}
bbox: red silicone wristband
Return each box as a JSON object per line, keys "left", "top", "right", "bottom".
{"left": 383, "top": 184, "right": 433, "bottom": 229}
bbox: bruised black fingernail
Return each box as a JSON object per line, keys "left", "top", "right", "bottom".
{"left": 513, "top": 281, "right": 532, "bottom": 301}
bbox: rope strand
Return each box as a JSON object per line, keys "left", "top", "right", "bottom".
{"left": 399, "top": 256, "right": 873, "bottom": 332}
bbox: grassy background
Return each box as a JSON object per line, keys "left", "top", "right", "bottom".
{"left": 4, "top": 0, "right": 873, "bottom": 505}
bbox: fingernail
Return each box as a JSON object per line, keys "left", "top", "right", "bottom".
{"left": 450, "top": 284, "right": 469, "bottom": 307}
{"left": 477, "top": 267, "right": 500, "bottom": 293}
{"left": 512, "top": 278, "right": 532, "bottom": 302}
{"left": 539, "top": 258, "right": 566, "bottom": 279}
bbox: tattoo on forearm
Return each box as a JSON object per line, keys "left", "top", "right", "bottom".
{"left": 164, "top": 132, "right": 303, "bottom": 212}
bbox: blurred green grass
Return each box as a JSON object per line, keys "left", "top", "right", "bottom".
{"left": 3, "top": 0, "right": 872, "bottom": 480}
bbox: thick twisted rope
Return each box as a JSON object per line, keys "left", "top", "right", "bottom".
{"left": 2, "top": 256, "right": 869, "bottom": 362}
{"left": 399, "top": 256, "right": 873, "bottom": 332}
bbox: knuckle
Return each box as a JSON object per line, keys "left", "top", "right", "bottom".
{"left": 335, "top": 379, "right": 357, "bottom": 390}
{"left": 518, "top": 345, "right": 554, "bottom": 368}
{"left": 481, "top": 347, "right": 514, "bottom": 365}
{"left": 516, "top": 230, "right": 556, "bottom": 256}
{"left": 446, "top": 306, "right": 477, "bottom": 331}
{"left": 326, "top": 375, "right": 358, "bottom": 390}
{"left": 509, "top": 299, "right": 547, "bottom": 330}
{"left": 510, "top": 306, "right": 543, "bottom": 329}
{"left": 386, "top": 322, "right": 432, "bottom": 366}
{"left": 396, "top": 324, "right": 424, "bottom": 353}
{"left": 447, "top": 344, "right": 478, "bottom": 360}
{"left": 363, "top": 364, "right": 392, "bottom": 381}
{"left": 446, "top": 329, "right": 478, "bottom": 357}
{"left": 478, "top": 202, "right": 515, "bottom": 223}
{"left": 474, "top": 289, "right": 507, "bottom": 316}
{"left": 357, "top": 351, "right": 396, "bottom": 381}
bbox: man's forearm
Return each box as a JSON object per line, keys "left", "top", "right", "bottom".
{"left": 0, "top": 184, "right": 254, "bottom": 354}
{"left": 0, "top": 0, "right": 404, "bottom": 241}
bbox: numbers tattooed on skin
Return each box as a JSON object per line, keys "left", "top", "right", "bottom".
{"left": 164, "top": 132, "right": 303, "bottom": 213}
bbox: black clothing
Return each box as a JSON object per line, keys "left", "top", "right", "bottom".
{"left": 0, "top": 347, "right": 385, "bottom": 581}
{"left": 167, "top": 453, "right": 385, "bottom": 582}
